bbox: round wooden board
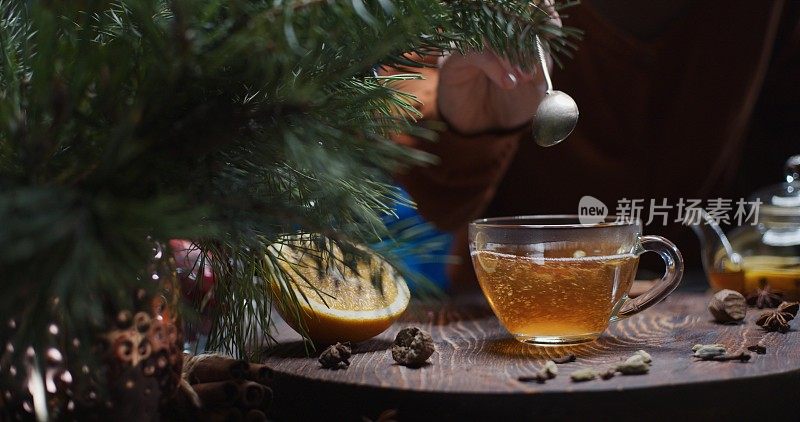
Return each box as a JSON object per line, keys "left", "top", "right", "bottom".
{"left": 262, "top": 292, "right": 800, "bottom": 421}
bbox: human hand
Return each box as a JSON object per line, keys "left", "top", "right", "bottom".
{"left": 437, "top": 7, "right": 561, "bottom": 135}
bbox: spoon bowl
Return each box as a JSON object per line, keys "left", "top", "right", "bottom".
{"left": 532, "top": 90, "right": 579, "bottom": 147}
{"left": 531, "top": 35, "right": 579, "bottom": 147}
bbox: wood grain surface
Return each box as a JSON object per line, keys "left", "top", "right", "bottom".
{"left": 262, "top": 292, "right": 800, "bottom": 421}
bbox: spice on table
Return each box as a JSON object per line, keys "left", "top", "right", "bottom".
{"left": 319, "top": 342, "right": 352, "bottom": 370}
{"left": 552, "top": 354, "right": 576, "bottom": 364}
{"left": 391, "top": 327, "right": 435, "bottom": 367}
{"left": 746, "top": 344, "right": 767, "bottom": 354}
{"left": 756, "top": 302, "right": 796, "bottom": 333}
{"left": 185, "top": 354, "right": 250, "bottom": 383}
{"left": 181, "top": 354, "right": 275, "bottom": 416}
{"left": 247, "top": 363, "right": 274, "bottom": 385}
{"left": 778, "top": 301, "right": 799, "bottom": 317}
{"left": 628, "top": 354, "right": 652, "bottom": 365}
{"left": 616, "top": 354, "right": 649, "bottom": 375}
{"left": 519, "top": 360, "right": 558, "bottom": 384}
{"left": 191, "top": 381, "right": 238, "bottom": 407}
{"left": 565, "top": 352, "right": 652, "bottom": 383}
{"left": 692, "top": 343, "right": 724, "bottom": 352}
{"left": 246, "top": 409, "right": 268, "bottom": 422}
{"left": 598, "top": 367, "right": 616, "bottom": 380}
{"left": 703, "top": 351, "right": 751, "bottom": 362}
{"left": 708, "top": 289, "right": 747, "bottom": 323}
{"left": 632, "top": 350, "right": 652, "bottom": 363}
{"left": 569, "top": 368, "right": 596, "bottom": 382}
{"left": 692, "top": 344, "right": 751, "bottom": 362}
{"left": 692, "top": 344, "right": 727, "bottom": 359}
{"left": 542, "top": 360, "right": 558, "bottom": 377}
{"left": 746, "top": 280, "right": 784, "bottom": 309}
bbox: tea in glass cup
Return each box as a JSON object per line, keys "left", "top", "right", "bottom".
{"left": 469, "top": 216, "right": 684, "bottom": 345}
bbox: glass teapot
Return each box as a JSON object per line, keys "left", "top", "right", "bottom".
{"left": 692, "top": 155, "right": 800, "bottom": 300}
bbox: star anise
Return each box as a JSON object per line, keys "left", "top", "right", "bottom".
{"left": 755, "top": 302, "right": 797, "bottom": 333}
{"left": 746, "top": 279, "right": 783, "bottom": 308}
{"left": 778, "top": 301, "right": 799, "bottom": 317}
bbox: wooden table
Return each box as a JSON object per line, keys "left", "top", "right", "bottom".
{"left": 263, "top": 292, "right": 800, "bottom": 421}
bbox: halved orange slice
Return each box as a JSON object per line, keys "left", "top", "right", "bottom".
{"left": 268, "top": 238, "right": 409, "bottom": 344}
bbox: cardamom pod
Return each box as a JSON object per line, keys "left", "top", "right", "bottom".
{"left": 692, "top": 343, "right": 724, "bottom": 352}
{"left": 693, "top": 344, "right": 727, "bottom": 359}
{"left": 569, "top": 368, "right": 597, "bottom": 382}
{"left": 633, "top": 350, "right": 651, "bottom": 363}
{"left": 598, "top": 367, "right": 616, "bottom": 380}
{"left": 625, "top": 354, "right": 646, "bottom": 365}
{"left": 518, "top": 360, "right": 559, "bottom": 384}
{"left": 615, "top": 360, "right": 649, "bottom": 375}
{"left": 542, "top": 360, "right": 558, "bottom": 378}
{"left": 566, "top": 351, "right": 653, "bottom": 382}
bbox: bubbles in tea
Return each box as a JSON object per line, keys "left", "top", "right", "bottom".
{"left": 472, "top": 249, "right": 638, "bottom": 344}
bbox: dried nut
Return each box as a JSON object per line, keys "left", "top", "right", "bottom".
{"left": 692, "top": 343, "right": 724, "bottom": 352}
{"left": 693, "top": 345, "right": 727, "bottom": 359}
{"left": 708, "top": 289, "right": 747, "bottom": 323}
{"left": 633, "top": 350, "right": 652, "bottom": 364}
{"left": 318, "top": 342, "right": 352, "bottom": 370}
{"left": 391, "top": 327, "right": 434, "bottom": 367}
{"left": 569, "top": 368, "right": 597, "bottom": 382}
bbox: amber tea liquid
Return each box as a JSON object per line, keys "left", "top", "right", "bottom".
{"left": 708, "top": 255, "right": 800, "bottom": 301}
{"left": 473, "top": 249, "right": 638, "bottom": 344}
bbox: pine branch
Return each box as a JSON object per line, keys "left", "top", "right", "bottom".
{"left": 0, "top": 1, "right": 582, "bottom": 391}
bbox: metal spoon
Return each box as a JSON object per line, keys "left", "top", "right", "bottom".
{"left": 532, "top": 35, "right": 579, "bottom": 147}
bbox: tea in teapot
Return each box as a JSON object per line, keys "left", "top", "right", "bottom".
{"left": 694, "top": 155, "right": 800, "bottom": 300}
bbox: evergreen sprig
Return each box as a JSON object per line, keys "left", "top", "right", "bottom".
{"left": 0, "top": 0, "right": 579, "bottom": 387}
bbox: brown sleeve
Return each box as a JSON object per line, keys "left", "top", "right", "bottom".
{"left": 386, "top": 56, "right": 526, "bottom": 232}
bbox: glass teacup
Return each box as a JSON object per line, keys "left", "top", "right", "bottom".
{"left": 469, "top": 215, "right": 683, "bottom": 345}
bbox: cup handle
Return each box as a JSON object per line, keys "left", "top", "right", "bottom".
{"left": 610, "top": 235, "right": 684, "bottom": 321}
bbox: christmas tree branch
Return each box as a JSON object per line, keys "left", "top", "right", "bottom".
{"left": 0, "top": 1, "right": 581, "bottom": 386}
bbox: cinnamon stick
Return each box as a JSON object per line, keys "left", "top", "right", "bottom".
{"left": 187, "top": 355, "right": 250, "bottom": 384}
{"left": 207, "top": 407, "right": 244, "bottom": 422}
{"left": 174, "top": 378, "right": 202, "bottom": 411}
{"left": 236, "top": 381, "right": 266, "bottom": 408}
{"left": 134, "top": 311, "right": 151, "bottom": 333}
{"left": 111, "top": 333, "right": 134, "bottom": 363}
{"left": 137, "top": 339, "right": 152, "bottom": 362}
{"left": 191, "top": 381, "right": 238, "bottom": 408}
{"left": 245, "top": 364, "right": 273, "bottom": 385}
{"left": 245, "top": 409, "right": 268, "bottom": 422}
{"left": 260, "top": 386, "right": 273, "bottom": 410}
